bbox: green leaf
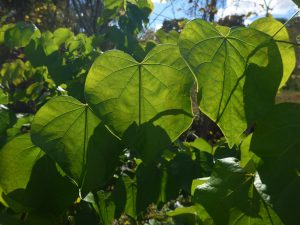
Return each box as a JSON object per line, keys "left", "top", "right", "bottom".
{"left": 0, "top": 24, "right": 14, "bottom": 45}
{"left": 0, "top": 59, "right": 26, "bottom": 86}
{"left": 0, "top": 134, "right": 43, "bottom": 194}
{"left": 4, "top": 22, "right": 40, "bottom": 49}
{"left": 250, "top": 103, "right": 300, "bottom": 224}
{"left": 183, "top": 138, "right": 213, "bottom": 155}
{"left": 70, "top": 201, "right": 99, "bottom": 225}
{"left": 23, "top": 155, "right": 78, "bottom": 215}
{"left": 0, "top": 108, "right": 16, "bottom": 135}
{"left": 179, "top": 19, "right": 282, "bottom": 147}
{"left": 156, "top": 29, "right": 179, "bottom": 44}
{"left": 81, "top": 124, "right": 123, "bottom": 195}
{"left": 193, "top": 158, "right": 283, "bottom": 225}
{"left": 191, "top": 178, "right": 209, "bottom": 195}
{"left": 128, "top": 0, "right": 154, "bottom": 11}
{"left": 40, "top": 31, "right": 59, "bottom": 55}
{"left": 167, "top": 204, "right": 213, "bottom": 225}
{"left": 166, "top": 152, "right": 202, "bottom": 199}
{"left": 85, "top": 45, "right": 194, "bottom": 159}
{"left": 31, "top": 96, "right": 122, "bottom": 194}
{"left": 251, "top": 103, "right": 300, "bottom": 157}
{"left": 0, "top": 134, "right": 77, "bottom": 216}
{"left": 52, "top": 28, "right": 74, "bottom": 47}
{"left": 239, "top": 134, "right": 261, "bottom": 173}
{"left": 136, "top": 163, "right": 165, "bottom": 213}
{"left": 93, "top": 191, "right": 116, "bottom": 225}
{"left": 112, "top": 175, "right": 137, "bottom": 219}
{"left": 0, "top": 212, "right": 23, "bottom": 225}
{"left": 102, "top": 0, "right": 124, "bottom": 21}
{"left": 250, "top": 17, "right": 296, "bottom": 88}
{"left": 24, "top": 213, "right": 60, "bottom": 225}
{"left": 31, "top": 96, "right": 99, "bottom": 184}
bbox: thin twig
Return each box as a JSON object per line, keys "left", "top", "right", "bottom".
{"left": 275, "top": 40, "right": 300, "bottom": 46}
{"left": 272, "top": 9, "right": 300, "bottom": 38}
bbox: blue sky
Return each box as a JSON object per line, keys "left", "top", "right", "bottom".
{"left": 149, "top": 0, "right": 299, "bottom": 29}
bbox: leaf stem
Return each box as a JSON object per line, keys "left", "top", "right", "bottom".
{"left": 138, "top": 64, "right": 142, "bottom": 126}
{"left": 275, "top": 40, "right": 300, "bottom": 46}
{"left": 272, "top": 9, "right": 300, "bottom": 38}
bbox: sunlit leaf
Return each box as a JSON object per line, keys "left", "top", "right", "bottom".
{"left": 251, "top": 17, "right": 296, "bottom": 88}
{"left": 85, "top": 45, "right": 194, "bottom": 162}
{"left": 179, "top": 19, "right": 282, "bottom": 147}
{"left": 4, "top": 22, "right": 40, "bottom": 49}
{"left": 31, "top": 96, "right": 122, "bottom": 194}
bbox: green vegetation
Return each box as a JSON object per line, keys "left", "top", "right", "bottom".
{"left": 0, "top": 0, "right": 300, "bottom": 224}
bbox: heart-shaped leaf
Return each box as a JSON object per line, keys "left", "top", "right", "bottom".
{"left": 193, "top": 158, "right": 283, "bottom": 225}
{"left": 85, "top": 44, "right": 194, "bottom": 156}
{"left": 4, "top": 22, "right": 40, "bottom": 49}
{"left": 179, "top": 19, "right": 282, "bottom": 147}
{"left": 251, "top": 17, "right": 296, "bottom": 88}
{"left": 251, "top": 103, "right": 300, "bottom": 157}
{"left": 31, "top": 96, "right": 123, "bottom": 193}
{"left": 246, "top": 107, "right": 300, "bottom": 224}
{"left": 0, "top": 134, "right": 78, "bottom": 214}
{"left": 0, "top": 134, "right": 43, "bottom": 194}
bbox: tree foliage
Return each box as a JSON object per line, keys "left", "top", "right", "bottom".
{"left": 0, "top": 1, "right": 300, "bottom": 225}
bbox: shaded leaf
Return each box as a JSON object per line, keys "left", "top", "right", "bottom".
{"left": 0, "top": 89, "right": 8, "bottom": 105}
{"left": 251, "top": 103, "right": 300, "bottom": 224}
{"left": 251, "top": 17, "right": 296, "bottom": 88}
{"left": 31, "top": 96, "right": 123, "bottom": 195}
{"left": 85, "top": 45, "right": 194, "bottom": 157}
{"left": 167, "top": 204, "right": 213, "bottom": 225}
{"left": 183, "top": 138, "right": 213, "bottom": 155}
{"left": 112, "top": 175, "right": 137, "bottom": 219}
{"left": 4, "top": 22, "right": 40, "bottom": 49}
{"left": 24, "top": 156, "right": 78, "bottom": 215}
{"left": 93, "top": 191, "right": 116, "bottom": 225}
{"left": 0, "top": 212, "right": 23, "bottom": 225}
{"left": 179, "top": 19, "right": 282, "bottom": 147}
{"left": 193, "top": 158, "right": 283, "bottom": 225}
{"left": 0, "top": 134, "right": 43, "bottom": 194}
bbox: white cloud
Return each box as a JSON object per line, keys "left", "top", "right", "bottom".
{"left": 152, "top": 0, "right": 167, "bottom": 3}
{"left": 155, "top": 23, "right": 163, "bottom": 30}
{"left": 217, "top": 0, "right": 298, "bottom": 24}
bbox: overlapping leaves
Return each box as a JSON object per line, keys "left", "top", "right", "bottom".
{"left": 193, "top": 158, "right": 283, "bottom": 225}
{"left": 249, "top": 103, "right": 300, "bottom": 224}
{"left": 0, "top": 13, "right": 299, "bottom": 225}
{"left": 0, "top": 134, "right": 77, "bottom": 214}
{"left": 85, "top": 44, "right": 195, "bottom": 161}
{"left": 250, "top": 17, "right": 296, "bottom": 88}
{"left": 179, "top": 19, "right": 284, "bottom": 147}
{"left": 30, "top": 96, "right": 123, "bottom": 195}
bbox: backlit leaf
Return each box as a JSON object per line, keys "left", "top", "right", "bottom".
{"left": 31, "top": 96, "right": 122, "bottom": 194}
{"left": 179, "top": 19, "right": 282, "bottom": 147}
{"left": 251, "top": 17, "right": 296, "bottom": 88}
{"left": 85, "top": 45, "right": 194, "bottom": 158}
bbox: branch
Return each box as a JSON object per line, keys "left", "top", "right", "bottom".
{"left": 275, "top": 40, "right": 300, "bottom": 46}
{"left": 272, "top": 9, "right": 300, "bottom": 38}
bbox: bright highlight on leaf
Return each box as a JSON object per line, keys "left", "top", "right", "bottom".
{"left": 179, "top": 19, "right": 283, "bottom": 147}
{"left": 0, "top": 134, "right": 43, "bottom": 194}
{"left": 31, "top": 96, "right": 123, "bottom": 195}
{"left": 251, "top": 17, "right": 296, "bottom": 88}
{"left": 85, "top": 44, "right": 195, "bottom": 144}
